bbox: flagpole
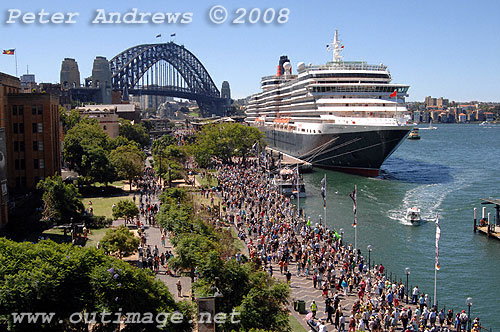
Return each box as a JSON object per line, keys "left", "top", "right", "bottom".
{"left": 434, "top": 266, "right": 437, "bottom": 307}
{"left": 434, "top": 213, "right": 440, "bottom": 307}
{"left": 354, "top": 184, "right": 357, "bottom": 252}
{"left": 323, "top": 174, "right": 327, "bottom": 229}
{"left": 296, "top": 163, "right": 300, "bottom": 221}
{"left": 14, "top": 49, "right": 18, "bottom": 77}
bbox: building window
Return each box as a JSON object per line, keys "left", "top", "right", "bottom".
{"left": 32, "top": 123, "right": 37, "bottom": 133}
{"left": 32, "top": 105, "right": 37, "bottom": 115}
{"left": 20, "top": 159, "right": 25, "bottom": 170}
{"left": 13, "top": 123, "right": 18, "bottom": 134}
{"left": 37, "top": 105, "right": 43, "bottom": 115}
{"left": 33, "top": 141, "right": 38, "bottom": 151}
{"left": 20, "top": 141, "right": 25, "bottom": 152}
{"left": 34, "top": 159, "right": 39, "bottom": 169}
{"left": 19, "top": 123, "right": 24, "bottom": 134}
{"left": 37, "top": 123, "right": 43, "bottom": 133}
{"left": 12, "top": 105, "right": 17, "bottom": 115}
{"left": 34, "top": 176, "right": 40, "bottom": 185}
{"left": 19, "top": 105, "right": 24, "bottom": 116}
{"left": 15, "top": 177, "right": 20, "bottom": 187}
{"left": 14, "top": 160, "right": 19, "bottom": 170}
{"left": 21, "top": 177, "right": 26, "bottom": 187}
{"left": 103, "top": 125, "right": 107, "bottom": 130}
{"left": 39, "top": 159, "right": 45, "bottom": 169}
{"left": 39, "top": 140, "right": 44, "bottom": 151}
{"left": 14, "top": 141, "right": 18, "bottom": 152}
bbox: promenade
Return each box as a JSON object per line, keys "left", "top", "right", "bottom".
{"left": 214, "top": 160, "right": 466, "bottom": 332}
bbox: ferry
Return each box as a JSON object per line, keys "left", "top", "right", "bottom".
{"left": 246, "top": 30, "right": 413, "bottom": 176}
{"left": 271, "top": 168, "right": 306, "bottom": 198}
{"left": 408, "top": 128, "right": 421, "bottom": 140}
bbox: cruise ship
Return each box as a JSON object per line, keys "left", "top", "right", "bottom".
{"left": 245, "top": 30, "right": 413, "bottom": 176}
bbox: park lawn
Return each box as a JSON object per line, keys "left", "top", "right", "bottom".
{"left": 42, "top": 227, "right": 108, "bottom": 248}
{"left": 230, "top": 227, "right": 245, "bottom": 253}
{"left": 84, "top": 227, "right": 109, "bottom": 248}
{"left": 195, "top": 174, "right": 218, "bottom": 188}
{"left": 94, "top": 180, "right": 125, "bottom": 189}
{"left": 289, "top": 313, "right": 308, "bottom": 332}
{"left": 81, "top": 195, "right": 134, "bottom": 219}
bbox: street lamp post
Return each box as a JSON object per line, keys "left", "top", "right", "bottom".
{"left": 405, "top": 267, "right": 411, "bottom": 304}
{"left": 466, "top": 297, "right": 473, "bottom": 332}
{"left": 339, "top": 228, "right": 344, "bottom": 246}
{"left": 367, "top": 245, "right": 372, "bottom": 272}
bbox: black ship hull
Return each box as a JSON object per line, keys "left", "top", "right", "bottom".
{"left": 261, "top": 126, "right": 411, "bottom": 176}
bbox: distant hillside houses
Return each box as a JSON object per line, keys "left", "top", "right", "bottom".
{"left": 408, "top": 97, "right": 499, "bottom": 123}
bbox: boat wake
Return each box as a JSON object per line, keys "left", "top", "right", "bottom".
{"left": 387, "top": 173, "right": 470, "bottom": 226}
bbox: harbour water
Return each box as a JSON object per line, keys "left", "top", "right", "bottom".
{"left": 296, "top": 123, "right": 500, "bottom": 328}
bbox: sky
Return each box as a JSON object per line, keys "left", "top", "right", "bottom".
{"left": 0, "top": 0, "right": 499, "bottom": 102}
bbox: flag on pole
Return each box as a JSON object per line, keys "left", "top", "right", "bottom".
{"left": 389, "top": 89, "right": 397, "bottom": 98}
{"left": 2, "top": 49, "right": 15, "bottom": 55}
{"left": 155, "top": 34, "right": 161, "bottom": 38}
{"left": 349, "top": 186, "right": 357, "bottom": 227}
{"left": 170, "top": 33, "right": 176, "bottom": 37}
{"left": 435, "top": 213, "right": 441, "bottom": 270}
{"left": 321, "top": 175, "right": 326, "bottom": 208}
{"left": 334, "top": 230, "right": 340, "bottom": 240}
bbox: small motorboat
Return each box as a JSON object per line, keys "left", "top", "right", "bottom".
{"left": 406, "top": 207, "right": 421, "bottom": 224}
{"left": 420, "top": 119, "right": 437, "bottom": 130}
{"left": 408, "top": 128, "right": 421, "bottom": 140}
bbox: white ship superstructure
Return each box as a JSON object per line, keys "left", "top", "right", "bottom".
{"left": 246, "top": 30, "right": 413, "bottom": 176}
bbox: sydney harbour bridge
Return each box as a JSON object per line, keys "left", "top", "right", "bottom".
{"left": 66, "top": 42, "right": 230, "bottom": 116}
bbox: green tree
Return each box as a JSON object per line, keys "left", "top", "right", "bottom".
{"left": 236, "top": 272, "right": 290, "bottom": 332}
{"left": 191, "top": 123, "right": 264, "bottom": 167}
{"left": 109, "top": 135, "right": 140, "bottom": 150}
{"left": 100, "top": 225, "right": 140, "bottom": 258}
{"left": 119, "top": 119, "right": 150, "bottom": 148}
{"left": 36, "top": 175, "right": 85, "bottom": 224}
{"left": 168, "top": 234, "right": 217, "bottom": 281}
{"left": 0, "top": 238, "right": 193, "bottom": 331}
{"left": 154, "top": 145, "right": 188, "bottom": 183}
{"left": 112, "top": 199, "right": 139, "bottom": 223}
{"left": 152, "top": 135, "right": 177, "bottom": 155}
{"left": 84, "top": 145, "right": 117, "bottom": 186}
{"left": 109, "top": 144, "right": 145, "bottom": 191}
{"left": 59, "top": 107, "right": 81, "bottom": 133}
{"left": 63, "top": 120, "right": 113, "bottom": 184}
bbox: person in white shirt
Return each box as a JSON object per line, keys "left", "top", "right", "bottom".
{"left": 412, "top": 285, "right": 419, "bottom": 304}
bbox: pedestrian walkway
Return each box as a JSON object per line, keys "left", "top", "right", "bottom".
{"left": 112, "top": 168, "right": 192, "bottom": 302}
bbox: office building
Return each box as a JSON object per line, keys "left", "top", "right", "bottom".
{"left": 5, "top": 93, "right": 61, "bottom": 191}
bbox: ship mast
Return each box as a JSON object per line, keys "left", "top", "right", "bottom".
{"left": 327, "top": 29, "right": 343, "bottom": 62}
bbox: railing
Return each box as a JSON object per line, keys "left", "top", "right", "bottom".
{"left": 308, "top": 62, "right": 388, "bottom": 72}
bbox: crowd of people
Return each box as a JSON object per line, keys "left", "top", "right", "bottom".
{"left": 210, "top": 158, "right": 480, "bottom": 332}
{"left": 134, "top": 167, "right": 177, "bottom": 276}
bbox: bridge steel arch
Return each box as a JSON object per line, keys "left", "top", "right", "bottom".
{"left": 109, "top": 42, "right": 226, "bottom": 115}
